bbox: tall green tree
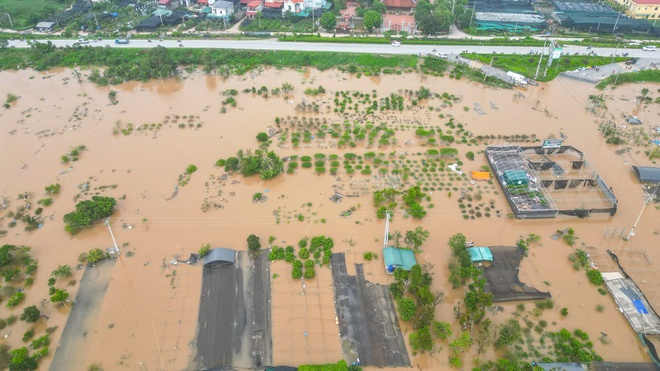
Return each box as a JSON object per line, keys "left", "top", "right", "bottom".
{"left": 63, "top": 196, "right": 116, "bottom": 235}
{"left": 247, "top": 234, "right": 261, "bottom": 255}
{"left": 370, "top": 1, "right": 386, "bottom": 13}
{"left": 363, "top": 10, "right": 383, "bottom": 32}
{"left": 20, "top": 306, "right": 42, "bottom": 323}
{"left": 405, "top": 227, "right": 430, "bottom": 250}
{"left": 320, "top": 12, "right": 337, "bottom": 31}
{"left": 8, "top": 347, "right": 38, "bottom": 371}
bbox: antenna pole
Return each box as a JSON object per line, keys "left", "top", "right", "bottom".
{"left": 383, "top": 212, "right": 390, "bottom": 249}
{"left": 105, "top": 218, "right": 120, "bottom": 253}
{"left": 626, "top": 187, "right": 657, "bottom": 240}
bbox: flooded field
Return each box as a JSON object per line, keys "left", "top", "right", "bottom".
{"left": 0, "top": 66, "right": 659, "bottom": 370}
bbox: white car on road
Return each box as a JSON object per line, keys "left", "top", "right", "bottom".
{"left": 642, "top": 46, "right": 656, "bottom": 51}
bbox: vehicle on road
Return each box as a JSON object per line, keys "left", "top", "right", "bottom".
{"left": 642, "top": 46, "right": 656, "bottom": 51}
{"left": 434, "top": 52, "right": 448, "bottom": 59}
{"left": 77, "top": 38, "right": 89, "bottom": 44}
{"left": 115, "top": 38, "right": 129, "bottom": 44}
{"left": 391, "top": 41, "right": 400, "bottom": 47}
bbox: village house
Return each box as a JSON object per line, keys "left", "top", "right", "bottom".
{"left": 198, "top": 0, "right": 217, "bottom": 7}
{"left": 303, "top": 0, "right": 327, "bottom": 9}
{"left": 157, "top": 0, "right": 180, "bottom": 9}
{"left": 211, "top": 0, "right": 235, "bottom": 16}
{"left": 283, "top": 0, "right": 305, "bottom": 13}
{"left": 246, "top": 0, "right": 264, "bottom": 18}
{"left": 263, "top": 0, "right": 284, "bottom": 18}
{"left": 382, "top": 0, "right": 416, "bottom": 12}
{"left": 612, "top": 0, "right": 660, "bottom": 20}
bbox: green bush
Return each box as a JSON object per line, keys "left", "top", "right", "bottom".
{"left": 397, "top": 297, "right": 417, "bottom": 321}
{"left": 185, "top": 165, "right": 197, "bottom": 174}
{"left": 586, "top": 269, "right": 604, "bottom": 285}
{"left": 256, "top": 132, "right": 268, "bottom": 142}
{"left": 63, "top": 196, "right": 116, "bottom": 235}
{"left": 304, "top": 267, "right": 316, "bottom": 279}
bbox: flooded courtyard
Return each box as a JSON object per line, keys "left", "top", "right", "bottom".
{"left": 0, "top": 65, "right": 659, "bottom": 370}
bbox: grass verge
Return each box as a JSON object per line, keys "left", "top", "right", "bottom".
{"left": 460, "top": 53, "right": 629, "bottom": 81}
{"left": 0, "top": 43, "right": 418, "bottom": 83}
{"left": 596, "top": 69, "right": 660, "bottom": 89}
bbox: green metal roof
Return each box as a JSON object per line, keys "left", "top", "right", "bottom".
{"left": 383, "top": 247, "right": 417, "bottom": 272}
{"left": 467, "top": 247, "right": 493, "bottom": 262}
{"left": 504, "top": 170, "right": 528, "bottom": 185}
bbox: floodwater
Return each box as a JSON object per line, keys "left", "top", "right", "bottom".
{"left": 0, "top": 66, "right": 659, "bottom": 370}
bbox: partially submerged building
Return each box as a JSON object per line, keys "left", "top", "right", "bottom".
{"left": 467, "top": 247, "right": 494, "bottom": 263}
{"left": 632, "top": 166, "right": 660, "bottom": 184}
{"left": 383, "top": 247, "right": 417, "bottom": 273}
{"left": 486, "top": 145, "right": 618, "bottom": 219}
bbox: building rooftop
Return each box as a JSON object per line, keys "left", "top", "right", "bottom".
{"left": 631, "top": 0, "right": 660, "bottom": 4}
{"left": 383, "top": 247, "right": 417, "bottom": 272}
{"left": 213, "top": 0, "right": 234, "bottom": 8}
{"left": 467, "top": 247, "right": 494, "bottom": 262}
{"left": 602, "top": 272, "right": 660, "bottom": 335}
{"left": 632, "top": 166, "right": 660, "bottom": 184}
{"left": 382, "top": 0, "right": 417, "bottom": 8}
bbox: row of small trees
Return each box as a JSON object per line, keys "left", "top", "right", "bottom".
{"left": 373, "top": 185, "right": 428, "bottom": 219}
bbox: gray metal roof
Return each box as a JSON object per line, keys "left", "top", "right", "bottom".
{"left": 203, "top": 247, "right": 236, "bottom": 266}
{"left": 632, "top": 166, "right": 660, "bottom": 184}
{"left": 213, "top": 1, "right": 234, "bottom": 9}
{"left": 35, "top": 22, "right": 56, "bottom": 28}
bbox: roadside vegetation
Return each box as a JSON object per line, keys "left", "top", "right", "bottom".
{"left": 596, "top": 69, "right": 660, "bottom": 89}
{"left": 461, "top": 53, "right": 629, "bottom": 81}
{"left": 0, "top": 43, "right": 417, "bottom": 84}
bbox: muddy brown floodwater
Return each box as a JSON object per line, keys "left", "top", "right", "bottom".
{"left": 0, "top": 66, "right": 658, "bottom": 371}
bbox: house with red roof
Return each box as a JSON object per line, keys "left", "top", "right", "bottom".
{"left": 198, "top": 0, "right": 216, "bottom": 6}
{"left": 264, "top": 0, "right": 284, "bottom": 9}
{"left": 283, "top": 0, "right": 304, "bottom": 13}
{"left": 381, "top": 0, "right": 416, "bottom": 12}
{"left": 246, "top": 0, "right": 264, "bottom": 18}
{"left": 262, "top": 0, "right": 284, "bottom": 17}
{"left": 158, "top": 0, "right": 179, "bottom": 9}
{"left": 613, "top": 0, "right": 660, "bottom": 19}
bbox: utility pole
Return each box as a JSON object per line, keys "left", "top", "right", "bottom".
{"left": 469, "top": 3, "right": 476, "bottom": 30}
{"left": 611, "top": 42, "right": 620, "bottom": 64}
{"left": 105, "top": 218, "right": 120, "bottom": 253}
{"left": 93, "top": 12, "right": 99, "bottom": 28}
{"left": 4, "top": 14, "right": 13, "bottom": 28}
{"left": 534, "top": 37, "right": 548, "bottom": 79}
{"left": 613, "top": 11, "right": 621, "bottom": 33}
{"left": 383, "top": 212, "right": 390, "bottom": 249}
{"left": 613, "top": 64, "right": 623, "bottom": 85}
{"left": 625, "top": 186, "right": 657, "bottom": 240}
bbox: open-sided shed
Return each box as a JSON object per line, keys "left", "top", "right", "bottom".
{"left": 632, "top": 166, "right": 660, "bottom": 184}
{"left": 203, "top": 248, "right": 236, "bottom": 266}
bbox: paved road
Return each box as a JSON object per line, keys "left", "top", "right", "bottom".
{"left": 6, "top": 38, "right": 660, "bottom": 59}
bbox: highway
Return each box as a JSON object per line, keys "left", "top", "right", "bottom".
{"left": 6, "top": 38, "right": 660, "bottom": 59}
